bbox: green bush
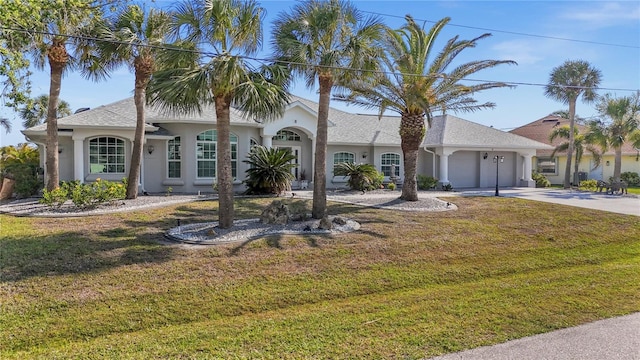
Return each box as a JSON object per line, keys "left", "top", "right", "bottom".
{"left": 387, "top": 182, "right": 396, "bottom": 190}
{"left": 620, "top": 172, "right": 640, "bottom": 186}
{"left": 532, "top": 171, "right": 551, "bottom": 188}
{"left": 40, "top": 179, "right": 126, "bottom": 209}
{"left": 243, "top": 146, "right": 296, "bottom": 195}
{"left": 417, "top": 175, "right": 438, "bottom": 190}
{"left": 1, "top": 144, "right": 41, "bottom": 198}
{"left": 334, "top": 162, "right": 383, "bottom": 192}
{"left": 579, "top": 179, "right": 598, "bottom": 191}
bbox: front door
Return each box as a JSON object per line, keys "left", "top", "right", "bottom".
{"left": 589, "top": 159, "right": 603, "bottom": 180}
{"left": 278, "top": 146, "right": 301, "bottom": 180}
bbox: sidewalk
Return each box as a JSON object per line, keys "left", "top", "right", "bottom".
{"left": 429, "top": 312, "right": 640, "bottom": 360}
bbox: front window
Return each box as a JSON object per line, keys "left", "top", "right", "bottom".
{"left": 274, "top": 129, "right": 301, "bottom": 141}
{"left": 537, "top": 157, "right": 557, "bottom": 175}
{"left": 196, "top": 130, "right": 238, "bottom": 178}
{"left": 381, "top": 153, "right": 401, "bottom": 177}
{"left": 89, "top": 137, "right": 125, "bottom": 173}
{"left": 333, "top": 152, "right": 355, "bottom": 173}
{"left": 167, "top": 137, "right": 181, "bottom": 178}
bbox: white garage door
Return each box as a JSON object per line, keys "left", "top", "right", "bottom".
{"left": 449, "top": 151, "right": 479, "bottom": 188}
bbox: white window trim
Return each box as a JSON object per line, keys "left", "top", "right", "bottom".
{"left": 88, "top": 136, "right": 126, "bottom": 174}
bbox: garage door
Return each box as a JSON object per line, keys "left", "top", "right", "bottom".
{"left": 449, "top": 151, "right": 478, "bottom": 188}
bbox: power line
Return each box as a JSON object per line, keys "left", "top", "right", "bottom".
{"left": 361, "top": 10, "right": 640, "bottom": 49}
{"left": 2, "top": 25, "right": 639, "bottom": 93}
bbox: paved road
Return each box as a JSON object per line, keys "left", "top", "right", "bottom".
{"left": 428, "top": 312, "right": 640, "bottom": 360}
{"left": 460, "top": 188, "right": 639, "bottom": 216}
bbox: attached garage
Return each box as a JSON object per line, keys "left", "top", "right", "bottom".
{"left": 449, "top": 151, "right": 479, "bottom": 188}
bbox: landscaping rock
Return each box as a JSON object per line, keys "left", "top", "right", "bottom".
{"left": 332, "top": 216, "right": 347, "bottom": 225}
{"left": 318, "top": 215, "right": 332, "bottom": 230}
{"left": 260, "top": 200, "right": 290, "bottom": 225}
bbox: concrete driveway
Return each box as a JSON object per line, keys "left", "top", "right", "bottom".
{"left": 428, "top": 312, "right": 640, "bottom": 360}
{"left": 460, "top": 187, "right": 639, "bottom": 216}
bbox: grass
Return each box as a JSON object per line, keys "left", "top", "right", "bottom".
{"left": 1, "top": 196, "right": 639, "bottom": 359}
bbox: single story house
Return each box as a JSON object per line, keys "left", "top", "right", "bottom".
{"left": 510, "top": 114, "right": 640, "bottom": 184}
{"left": 22, "top": 95, "right": 551, "bottom": 193}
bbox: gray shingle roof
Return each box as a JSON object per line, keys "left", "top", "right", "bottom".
{"left": 23, "top": 95, "right": 550, "bottom": 151}
{"left": 424, "top": 114, "right": 552, "bottom": 150}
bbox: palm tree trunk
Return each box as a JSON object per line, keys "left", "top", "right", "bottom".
{"left": 215, "top": 95, "right": 234, "bottom": 229}
{"left": 45, "top": 41, "right": 68, "bottom": 191}
{"left": 126, "top": 56, "right": 153, "bottom": 199}
{"left": 614, "top": 147, "right": 622, "bottom": 181}
{"left": 399, "top": 112, "right": 425, "bottom": 201}
{"left": 312, "top": 74, "right": 332, "bottom": 219}
{"left": 564, "top": 100, "right": 576, "bottom": 188}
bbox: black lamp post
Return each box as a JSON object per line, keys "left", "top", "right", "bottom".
{"left": 493, "top": 155, "right": 504, "bottom": 196}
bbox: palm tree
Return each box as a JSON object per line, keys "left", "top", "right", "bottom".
{"left": 12, "top": 2, "right": 109, "bottom": 191}
{"left": 19, "top": 95, "right": 72, "bottom": 128}
{"left": 335, "top": 15, "right": 515, "bottom": 201}
{"left": 588, "top": 93, "right": 640, "bottom": 181}
{"left": 272, "top": 0, "right": 385, "bottom": 218}
{"left": 548, "top": 125, "right": 602, "bottom": 180}
{"left": 148, "top": 0, "right": 290, "bottom": 229}
{"left": 544, "top": 60, "right": 602, "bottom": 188}
{"left": 96, "top": 5, "right": 171, "bottom": 199}
{"left": 243, "top": 146, "right": 297, "bottom": 195}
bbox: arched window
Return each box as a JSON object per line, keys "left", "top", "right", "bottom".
{"left": 381, "top": 153, "right": 401, "bottom": 177}
{"left": 333, "top": 152, "right": 355, "bottom": 173}
{"left": 167, "top": 136, "right": 181, "bottom": 178}
{"left": 196, "top": 130, "right": 238, "bottom": 178}
{"left": 250, "top": 138, "right": 259, "bottom": 148}
{"left": 274, "top": 129, "right": 301, "bottom": 141}
{"left": 89, "top": 137, "right": 125, "bottom": 173}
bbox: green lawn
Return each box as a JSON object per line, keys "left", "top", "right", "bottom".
{"left": 1, "top": 197, "right": 639, "bottom": 359}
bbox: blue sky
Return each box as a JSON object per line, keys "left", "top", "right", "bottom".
{"left": 1, "top": 0, "right": 639, "bottom": 146}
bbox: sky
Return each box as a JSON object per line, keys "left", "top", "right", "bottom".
{"left": 1, "top": 0, "right": 639, "bottom": 147}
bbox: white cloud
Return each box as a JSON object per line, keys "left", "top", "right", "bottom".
{"left": 560, "top": 2, "right": 640, "bottom": 27}
{"left": 491, "top": 40, "right": 544, "bottom": 65}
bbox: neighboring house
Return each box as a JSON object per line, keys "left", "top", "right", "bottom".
{"left": 22, "top": 95, "right": 551, "bottom": 193}
{"left": 510, "top": 114, "right": 640, "bottom": 184}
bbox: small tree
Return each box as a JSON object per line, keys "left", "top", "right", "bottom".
{"left": 334, "top": 162, "right": 383, "bottom": 191}
{"left": 243, "top": 146, "right": 296, "bottom": 195}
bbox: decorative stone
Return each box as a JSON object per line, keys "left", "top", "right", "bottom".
{"left": 260, "top": 200, "right": 290, "bottom": 225}
{"left": 332, "top": 216, "right": 347, "bottom": 225}
{"left": 318, "top": 215, "right": 333, "bottom": 230}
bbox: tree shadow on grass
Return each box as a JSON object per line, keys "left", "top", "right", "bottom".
{"left": 0, "top": 230, "right": 177, "bottom": 282}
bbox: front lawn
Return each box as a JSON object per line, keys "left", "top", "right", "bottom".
{"left": 1, "top": 197, "right": 639, "bottom": 359}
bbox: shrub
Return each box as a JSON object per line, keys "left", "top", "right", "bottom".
{"left": 417, "top": 175, "right": 438, "bottom": 190}
{"left": 387, "top": 182, "right": 396, "bottom": 190}
{"left": 243, "top": 146, "right": 296, "bottom": 195}
{"left": 0, "top": 144, "right": 41, "bottom": 198}
{"left": 579, "top": 179, "right": 598, "bottom": 191}
{"left": 620, "top": 172, "right": 640, "bottom": 186}
{"left": 532, "top": 171, "right": 551, "bottom": 188}
{"left": 40, "top": 179, "right": 126, "bottom": 209}
{"left": 334, "top": 162, "right": 383, "bottom": 192}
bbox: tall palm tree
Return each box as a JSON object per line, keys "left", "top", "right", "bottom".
{"left": 148, "top": 0, "right": 290, "bottom": 229}
{"left": 549, "top": 125, "right": 602, "bottom": 179}
{"left": 96, "top": 4, "right": 171, "bottom": 199}
{"left": 588, "top": 93, "right": 640, "bottom": 181}
{"left": 544, "top": 60, "right": 601, "bottom": 188}
{"left": 335, "top": 15, "right": 515, "bottom": 201}
{"left": 19, "top": 95, "right": 72, "bottom": 128}
{"left": 11, "top": 1, "right": 109, "bottom": 191}
{"left": 272, "top": 0, "right": 385, "bottom": 218}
